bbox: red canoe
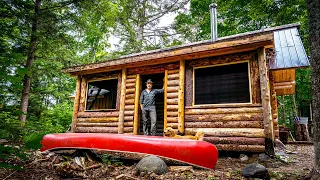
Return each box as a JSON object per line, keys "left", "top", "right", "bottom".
{"left": 40, "top": 133, "right": 218, "bottom": 169}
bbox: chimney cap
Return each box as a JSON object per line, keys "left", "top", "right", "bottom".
{"left": 209, "top": 3, "right": 218, "bottom": 8}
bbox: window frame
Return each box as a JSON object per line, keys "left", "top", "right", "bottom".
{"left": 192, "top": 60, "right": 252, "bottom": 106}
{"left": 84, "top": 77, "right": 119, "bottom": 111}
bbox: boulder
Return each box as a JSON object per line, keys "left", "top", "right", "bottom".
{"left": 136, "top": 155, "right": 168, "bottom": 175}
{"left": 242, "top": 163, "right": 270, "bottom": 179}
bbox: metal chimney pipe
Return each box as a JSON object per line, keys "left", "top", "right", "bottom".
{"left": 209, "top": 3, "right": 218, "bottom": 41}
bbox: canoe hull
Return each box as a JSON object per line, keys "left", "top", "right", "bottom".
{"left": 40, "top": 133, "right": 218, "bottom": 169}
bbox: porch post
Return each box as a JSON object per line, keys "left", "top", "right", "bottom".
{"left": 257, "top": 47, "right": 275, "bottom": 156}
{"left": 178, "top": 60, "right": 185, "bottom": 134}
{"left": 118, "top": 68, "right": 127, "bottom": 134}
{"left": 71, "top": 76, "right": 82, "bottom": 132}
{"left": 133, "top": 74, "right": 141, "bottom": 135}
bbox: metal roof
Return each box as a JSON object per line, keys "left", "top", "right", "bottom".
{"left": 270, "top": 27, "right": 309, "bottom": 69}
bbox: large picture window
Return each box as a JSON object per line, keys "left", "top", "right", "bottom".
{"left": 86, "top": 78, "right": 118, "bottom": 110}
{"left": 194, "top": 62, "right": 251, "bottom": 105}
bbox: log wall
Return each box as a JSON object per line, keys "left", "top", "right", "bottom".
{"left": 185, "top": 106, "right": 265, "bottom": 152}
{"left": 123, "top": 74, "right": 137, "bottom": 134}
{"left": 165, "top": 69, "right": 179, "bottom": 131}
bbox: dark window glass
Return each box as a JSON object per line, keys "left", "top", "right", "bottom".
{"left": 86, "top": 79, "right": 118, "bottom": 110}
{"left": 194, "top": 62, "right": 250, "bottom": 105}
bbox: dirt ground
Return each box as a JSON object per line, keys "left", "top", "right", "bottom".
{"left": 0, "top": 144, "right": 315, "bottom": 180}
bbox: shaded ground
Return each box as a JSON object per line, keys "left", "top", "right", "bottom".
{"left": 0, "top": 144, "right": 314, "bottom": 180}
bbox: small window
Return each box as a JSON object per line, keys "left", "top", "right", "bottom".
{"left": 194, "top": 62, "right": 250, "bottom": 105}
{"left": 86, "top": 79, "right": 118, "bottom": 110}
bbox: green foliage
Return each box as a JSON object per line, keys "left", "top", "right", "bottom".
{"left": 98, "top": 154, "right": 123, "bottom": 166}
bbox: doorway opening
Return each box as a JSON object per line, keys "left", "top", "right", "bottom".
{"left": 140, "top": 73, "right": 164, "bottom": 136}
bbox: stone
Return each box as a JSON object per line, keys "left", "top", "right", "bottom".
{"left": 258, "top": 153, "right": 270, "bottom": 162}
{"left": 136, "top": 156, "right": 168, "bottom": 175}
{"left": 275, "top": 150, "right": 289, "bottom": 164}
{"left": 242, "top": 163, "right": 270, "bottom": 179}
{"left": 239, "top": 154, "right": 249, "bottom": 161}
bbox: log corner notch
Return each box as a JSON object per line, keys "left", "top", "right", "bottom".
{"left": 258, "top": 47, "right": 275, "bottom": 156}
{"left": 178, "top": 60, "right": 185, "bottom": 135}
{"left": 118, "top": 68, "right": 127, "bottom": 134}
{"left": 71, "top": 76, "right": 82, "bottom": 132}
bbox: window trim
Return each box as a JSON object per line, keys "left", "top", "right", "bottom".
{"left": 192, "top": 60, "right": 252, "bottom": 106}
{"left": 84, "top": 77, "right": 119, "bottom": 111}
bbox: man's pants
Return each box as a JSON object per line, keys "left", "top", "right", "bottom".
{"left": 142, "top": 106, "right": 157, "bottom": 135}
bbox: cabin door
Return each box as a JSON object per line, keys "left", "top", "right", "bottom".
{"left": 140, "top": 73, "right": 164, "bottom": 136}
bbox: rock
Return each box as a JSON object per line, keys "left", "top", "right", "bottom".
{"left": 259, "top": 153, "right": 270, "bottom": 162}
{"left": 275, "top": 150, "right": 289, "bottom": 164}
{"left": 136, "top": 155, "right": 168, "bottom": 175}
{"left": 242, "top": 163, "right": 270, "bottom": 179}
{"left": 239, "top": 154, "right": 249, "bottom": 161}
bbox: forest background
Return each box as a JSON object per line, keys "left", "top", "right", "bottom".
{"left": 0, "top": 0, "right": 311, "bottom": 158}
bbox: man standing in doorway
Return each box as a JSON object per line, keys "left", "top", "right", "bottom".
{"left": 140, "top": 79, "right": 164, "bottom": 135}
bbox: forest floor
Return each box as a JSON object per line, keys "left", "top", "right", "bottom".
{"left": 0, "top": 144, "right": 314, "bottom": 180}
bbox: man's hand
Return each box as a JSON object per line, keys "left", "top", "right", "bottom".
{"left": 140, "top": 104, "right": 143, "bottom": 111}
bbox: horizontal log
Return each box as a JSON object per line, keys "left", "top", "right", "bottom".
{"left": 168, "top": 73, "right": 179, "bottom": 80}
{"left": 125, "top": 94, "right": 135, "bottom": 99}
{"left": 126, "top": 83, "right": 135, "bottom": 88}
{"left": 127, "top": 75, "right": 136, "bottom": 79}
{"left": 203, "top": 137, "right": 265, "bottom": 145}
{"left": 77, "top": 122, "right": 133, "bottom": 127}
{"left": 78, "top": 117, "right": 118, "bottom": 123}
{"left": 167, "top": 87, "right": 178, "bottom": 93}
{"left": 185, "top": 121, "right": 263, "bottom": 128}
{"left": 185, "top": 113, "right": 263, "bottom": 122}
{"left": 126, "top": 78, "right": 137, "bottom": 83}
{"left": 167, "top": 117, "right": 178, "bottom": 123}
{"left": 125, "top": 99, "right": 135, "bottom": 105}
{"left": 126, "top": 88, "right": 135, "bottom": 94}
{"left": 274, "top": 85, "right": 293, "bottom": 90}
{"left": 273, "top": 118, "right": 278, "bottom": 125}
{"left": 168, "top": 80, "right": 179, "bottom": 86}
{"left": 124, "top": 116, "right": 134, "bottom": 121}
{"left": 185, "top": 107, "right": 263, "bottom": 115}
{"left": 185, "top": 128, "right": 265, "bottom": 138}
{"left": 274, "top": 81, "right": 296, "bottom": 86}
{"left": 213, "top": 144, "right": 265, "bottom": 152}
{"left": 124, "top": 111, "right": 134, "bottom": 116}
{"left": 167, "top": 98, "right": 178, "bottom": 105}
{"left": 185, "top": 104, "right": 262, "bottom": 109}
{"left": 168, "top": 69, "right": 179, "bottom": 74}
{"left": 167, "top": 105, "right": 178, "bottom": 110}
{"left": 125, "top": 105, "right": 135, "bottom": 110}
{"left": 166, "top": 123, "right": 178, "bottom": 129}
{"left": 167, "top": 92, "right": 178, "bottom": 99}
{"left": 167, "top": 111, "right": 178, "bottom": 117}
{"left": 76, "top": 127, "right": 133, "bottom": 133}
{"left": 77, "top": 111, "right": 119, "bottom": 118}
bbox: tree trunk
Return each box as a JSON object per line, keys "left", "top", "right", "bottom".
{"left": 19, "top": 0, "right": 41, "bottom": 122}
{"left": 306, "top": 0, "right": 320, "bottom": 179}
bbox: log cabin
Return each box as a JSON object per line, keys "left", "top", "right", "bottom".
{"left": 63, "top": 23, "right": 309, "bottom": 154}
